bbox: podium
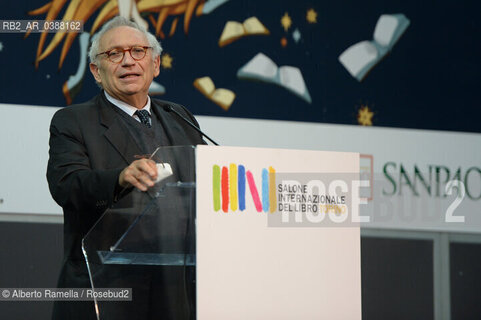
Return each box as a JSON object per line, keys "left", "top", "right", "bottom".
{"left": 82, "top": 146, "right": 362, "bottom": 320}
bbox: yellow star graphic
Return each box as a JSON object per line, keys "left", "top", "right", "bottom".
{"left": 306, "top": 8, "right": 318, "bottom": 23}
{"left": 357, "top": 105, "right": 374, "bottom": 126}
{"left": 161, "top": 53, "right": 173, "bottom": 69}
{"left": 281, "top": 12, "right": 292, "bottom": 32}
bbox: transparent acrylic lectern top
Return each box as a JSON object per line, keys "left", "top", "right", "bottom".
{"left": 82, "top": 146, "right": 197, "bottom": 320}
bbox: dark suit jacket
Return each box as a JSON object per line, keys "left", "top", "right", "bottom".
{"left": 47, "top": 92, "right": 205, "bottom": 319}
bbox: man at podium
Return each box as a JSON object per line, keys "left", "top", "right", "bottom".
{"left": 47, "top": 16, "right": 204, "bottom": 320}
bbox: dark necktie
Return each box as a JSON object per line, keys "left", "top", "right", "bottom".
{"left": 135, "top": 110, "right": 151, "bottom": 128}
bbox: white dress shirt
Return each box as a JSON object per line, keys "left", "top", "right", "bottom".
{"left": 104, "top": 91, "right": 152, "bottom": 124}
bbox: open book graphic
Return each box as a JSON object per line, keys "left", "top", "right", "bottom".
{"left": 339, "top": 14, "right": 410, "bottom": 81}
{"left": 194, "top": 76, "right": 236, "bottom": 110}
{"left": 218, "top": 17, "right": 270, "bottom": 47}
{"left": 237, "top": 53, "right": 311, "bottom": 103}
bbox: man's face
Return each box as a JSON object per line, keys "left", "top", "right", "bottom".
{"left": 89, "top": 26, "right": 160, "bottom": 106}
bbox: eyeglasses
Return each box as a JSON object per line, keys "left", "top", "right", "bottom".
{"left": 96, "top": 46, "right": 152, "bottom": 63}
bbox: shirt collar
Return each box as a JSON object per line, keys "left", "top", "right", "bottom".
{"left": 104, "top": 91, "right": 151, "bottom": 117}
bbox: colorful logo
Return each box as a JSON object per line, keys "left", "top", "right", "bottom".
{"left": 213, "top": 164, "right": 276, "bottom": 213}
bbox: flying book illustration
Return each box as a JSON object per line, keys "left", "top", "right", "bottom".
{"left": 237, "top": 53, "right": 311, "bottom": 103}
{"left": 338, "top": 14, "right": 410, "bottom": 81}
{"left": 218, "top": 16, "right": 270, "bottom": 47}
{"left": 149, "top": 81, "right": 166, "bottom": 96}
{"left": 194, "top": 76, "right": 236, "bottom": 110}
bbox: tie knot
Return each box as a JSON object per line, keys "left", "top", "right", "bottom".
{"left": 135, "top": 110, "right": 151, "bottom": 128}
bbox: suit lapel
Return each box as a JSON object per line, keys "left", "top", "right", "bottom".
{"left": 97, "top": 93, "right": 142, "bottom": 164}
{"left": 151, "top": 99, "right": 192, "bottom": 146}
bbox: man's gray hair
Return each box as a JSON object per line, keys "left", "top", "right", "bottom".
{"left": 89, "top": 16, "right": 162, "bottom": 64}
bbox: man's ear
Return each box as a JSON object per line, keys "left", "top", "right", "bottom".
{"left": 89, "top": 63, "right": 102, "bottom": 84}
{"left": 153, "top": 55, "right": 160, "bottom": 77}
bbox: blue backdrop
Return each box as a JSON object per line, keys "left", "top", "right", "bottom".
{"left": 1, "top": 0, "right": 480, "bottom": 133}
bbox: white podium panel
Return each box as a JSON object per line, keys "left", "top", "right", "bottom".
{"left": 196, "top": 146, "right": 361, "bottom": 320}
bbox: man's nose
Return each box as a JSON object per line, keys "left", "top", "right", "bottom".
{"left": 121, "top": 50, "right": 136, "bottom": 66}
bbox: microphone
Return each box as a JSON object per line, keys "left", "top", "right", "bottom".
{"left": 163, "top": 105, "right": 219, "bottom": 146}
